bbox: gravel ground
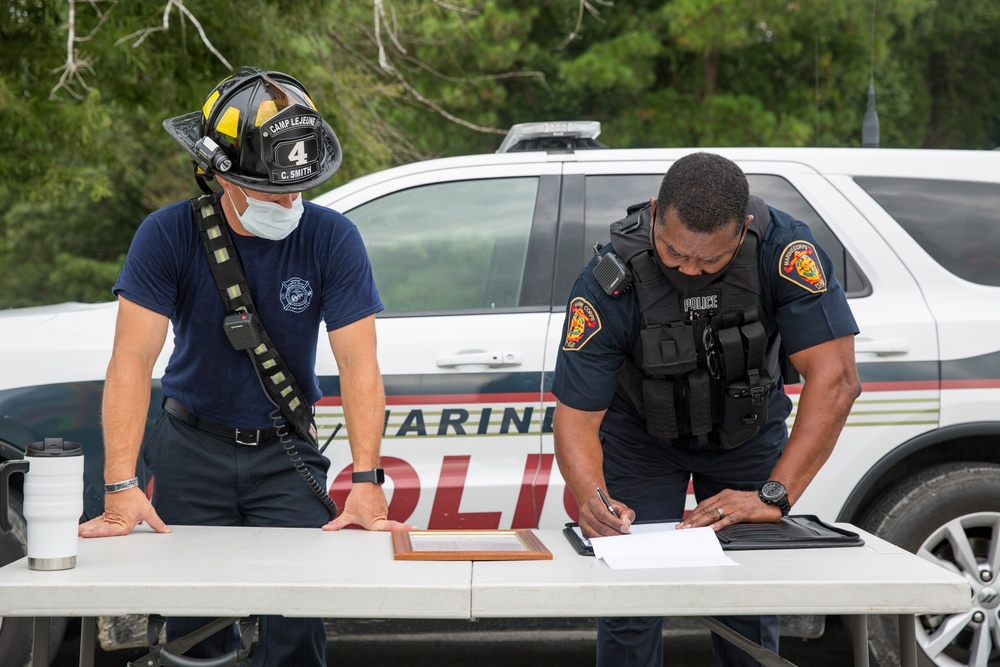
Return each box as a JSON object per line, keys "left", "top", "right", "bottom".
{"left": 52, "top": 616, "right": 857, "bottom": 666}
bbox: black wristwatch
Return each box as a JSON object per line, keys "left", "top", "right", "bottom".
{"left": 351, "top": 467, "right": 385, "bottom": 485}
{"left": 758, "top": 480, "right": 791, "bottom": 517}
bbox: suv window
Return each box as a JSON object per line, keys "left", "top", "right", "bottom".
{"left": 583, "top": 174, "right": 869, "bottom": 296}
{"left": 347, "top": 178, "right": 540, "bottom": 313}
{"left": 583, "top": 175, "right": 660, "bottom": 245}
{"left": 855, "top": 176, "right": 1000, "bottom": 287}
{"left": 749, "top": 175, "right": 869, "bottom": 297}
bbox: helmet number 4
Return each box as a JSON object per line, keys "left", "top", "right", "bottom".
{"left": 286, "top": 140, "right": 310, "bottom": 166}
{"left": 274, "top": 137, "right": 317, "bottom": 168}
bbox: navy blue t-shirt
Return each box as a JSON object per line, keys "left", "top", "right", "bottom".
{"left": 551, "top": 206, "right": 859, "bottom": 447}
{"left": 114, "top": 197, "right": 383, "bottom": 429}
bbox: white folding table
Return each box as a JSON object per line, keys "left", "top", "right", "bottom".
{"left": 473, "top": 527, "right": 971, "bottom": 667}
{"left": 0, "top": 524, "right": 969, "bottom": 667}
{"left": 0, "top": 526, "right": 472, "bottom": 667}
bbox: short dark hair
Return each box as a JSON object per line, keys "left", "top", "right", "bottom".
{"left": 655, "top": 152, "right": 749, "bottom": 235}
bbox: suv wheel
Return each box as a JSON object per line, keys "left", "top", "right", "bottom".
{"left": 0, "top": 489, "right": 68, "bottom": 667}
{"left": 861, "top": 463, "right": 1000, "bottom": 667}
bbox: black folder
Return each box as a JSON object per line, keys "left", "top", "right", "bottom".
{"left": 563, "top": 515, "right": 864, "bottom": 556}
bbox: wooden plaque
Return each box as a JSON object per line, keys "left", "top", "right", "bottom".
{"left": 391, "top": 529, "right": 552, "bottom": 561}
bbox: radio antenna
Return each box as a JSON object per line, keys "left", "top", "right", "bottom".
{"left": 862, "top": 0, "right": 880, "bottom": 147}
{"left": 814, "top": 35, "right": 820, "bottom": 146}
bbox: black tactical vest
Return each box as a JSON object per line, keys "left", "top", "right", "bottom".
{"left": 608, "top": 196, "right": 782, "bottom": 449}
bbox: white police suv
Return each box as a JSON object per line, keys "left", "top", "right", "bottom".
{"left": 2, "top": 122, "right": 999, "bottom": 667}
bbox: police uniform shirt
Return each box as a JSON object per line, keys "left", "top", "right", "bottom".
{"left": 114, "top": 197, "right": 383, "bottom": 430}
{"left": 551, "top": 206, "right": 859, "bottom": 446}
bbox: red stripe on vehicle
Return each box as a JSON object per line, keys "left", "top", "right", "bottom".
{"left": 316, "top": 379, "right": 1000, "bottom": 407}
{"left": 317, "top": 392, "right": 543, "bottom": 407}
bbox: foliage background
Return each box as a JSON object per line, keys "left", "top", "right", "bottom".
{"left": 2, "top": 0, "right": 998, "bottom": 309}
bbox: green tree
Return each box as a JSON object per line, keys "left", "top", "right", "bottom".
{"left": 1, "top": 0, "right": 332, "bottom": 308}
{"left": 3, "top": 0, "right": 1000, "bottom": 310}
{"left": 888, "top": 0, "right": 1000, "bottom": 148}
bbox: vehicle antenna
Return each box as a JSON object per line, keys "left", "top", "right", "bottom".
{"left": 862, "top": 0, "right": 880, "bottom": 148}
{"left": 814, "top": 35, "right": 820, "bottom": 147}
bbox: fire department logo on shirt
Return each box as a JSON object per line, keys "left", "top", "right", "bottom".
{"left": 779, "top": 241, "right": 828, "bottom": 293}
{"left": 279, "top": 277, "right": 313, "bottom": 312}
{"left": 563, "top": 297, "right": 601, "bottom": 351}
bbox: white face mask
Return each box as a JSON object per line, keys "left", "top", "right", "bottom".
{"left": 229, "top": 187, "right": 304, "bottom": 240}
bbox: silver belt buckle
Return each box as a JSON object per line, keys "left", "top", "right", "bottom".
{"left": 234, "top": 429, "right": 260, "bottom": 446}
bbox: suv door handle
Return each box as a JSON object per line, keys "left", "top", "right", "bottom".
{"left": 435, "top": 351, "right": 523, "bottom": 368}
{"left": 855, "top": 339, "right": 909, "bottom": 356}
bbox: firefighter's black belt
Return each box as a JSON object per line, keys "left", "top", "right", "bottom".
{"left": 163, "top": 397, "right": 278, "bottom": 446}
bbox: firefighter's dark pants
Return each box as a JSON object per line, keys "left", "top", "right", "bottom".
{"left": 143, "top": 406, "right": 333, "bottom": 667}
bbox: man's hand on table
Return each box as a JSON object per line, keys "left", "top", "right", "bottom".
{"left": 323, "top": 482, "right": 416, "bottom": 531}
{"left": 677, "top": 488, "right": 782, "bottom": 531}
{"left": 79, "top": 487, "right": 170, "bottom": 537}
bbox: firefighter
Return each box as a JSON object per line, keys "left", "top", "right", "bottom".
{"left": 78, "top": 66, "right": 412, "bottom": 666}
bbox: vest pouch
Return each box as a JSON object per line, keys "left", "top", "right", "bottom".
{"left": 642, "top": 377, "right": 679, "bottom": 440}
{"left": 718, "top": 377, "right": 773, "bottom": 449}
{"left": 641, "top": 323, "right": 697, "bottom": 376}
{"left": 615, "top": 358, "right": 653, "bottom": 424}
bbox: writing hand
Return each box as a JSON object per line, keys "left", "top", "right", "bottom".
{"left": 579, "top": 489, "right": 633, "bottom": 539}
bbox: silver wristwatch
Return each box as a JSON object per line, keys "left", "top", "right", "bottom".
{"left": 104, "top": 477, "right": 139, "bottom": 494}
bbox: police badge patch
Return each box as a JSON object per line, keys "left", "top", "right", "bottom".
{"left": 779, "top": 241, "right": 828, "bottom": 293}
{"left": 563, "top": 297, "right": 601, "bottom": 351}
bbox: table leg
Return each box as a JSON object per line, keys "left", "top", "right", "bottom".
{"left": 79, "top": 617, "right": 96, "bottom": 667}
{"left": 898, "top": 614, "right": 917, "bottom": 667}
{"left": 696, "top": 617, "right": 798, "bottom": 667}
{"left": 849, "top": 615, "right": 870, "bottom": 667}
{"left": 31, "top": 617, "right": 50, "bottom": 667}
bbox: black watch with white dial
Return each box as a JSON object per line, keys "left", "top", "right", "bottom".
{"left": 351, "top": 467, "right": 385, "bottom": 485}
{"left": 758, "top": 480, "right": 791, "bottom": 517}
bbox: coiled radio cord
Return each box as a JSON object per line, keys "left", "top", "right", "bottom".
{"left": 245, "top": 346, "right": 342, "bottom": 521}
{"left": 269, "top": 407, "right": 342, "bottom": 520}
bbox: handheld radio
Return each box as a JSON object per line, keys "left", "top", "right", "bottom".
{"left": 592, "top": 242, "right": 632, "bottom": 297}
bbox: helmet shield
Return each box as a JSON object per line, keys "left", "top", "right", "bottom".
{"left": 163, "top": 67, "right": 342, "bottom": 193}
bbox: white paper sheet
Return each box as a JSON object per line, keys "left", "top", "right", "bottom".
{"left": 587, "top": 524, "right": 738, "bottom": 570}
{"left": 572, "top": 521, "right": 682, "bottom": 547}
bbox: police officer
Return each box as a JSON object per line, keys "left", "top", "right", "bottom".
{"left": 552, "top": 152, "right": 861, "bottom": 666}
{"left": 78, "top": 67, "right": 412, "bottom": 666}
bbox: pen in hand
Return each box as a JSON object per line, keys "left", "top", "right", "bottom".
{"left": 597, "top": 487, "right": 618, "bottom": 518}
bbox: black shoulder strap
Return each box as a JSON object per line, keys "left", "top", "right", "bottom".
{"left": 747, "top": 195, "right": 770, "bottom": 235}
{"left": 743, "top": 195, "right": 801, "bottom": 384}
{"left": 190, "top": 194, "right": 319, "bottom": 447}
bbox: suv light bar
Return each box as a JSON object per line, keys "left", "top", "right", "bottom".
{"left": 496, "top": 121, "right": 606, "bottom": 154}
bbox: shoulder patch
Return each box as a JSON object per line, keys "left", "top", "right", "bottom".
{"left": 563, "top": 297, "right": 602, "bottom": 351}
{"left": 779, "top": 241, "right": 827, "bottom": 293}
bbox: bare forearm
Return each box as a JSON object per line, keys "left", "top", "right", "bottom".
{"left": 339, "top": 364, "right": 385, "bottom": 471}
{"left": 772, "top": 337, "right": 861, "bottom": 503}
{"left": 553, "top": 403, "right": 607, "bottom": 506}
{"left": 554, "top": 401, "right": 631, "bottom": 535}
{"left": 772, "top": 383, "right": 855, "bottom": 502}
{"left": 101, "top": 356, "right": 153, "bottom": 483}
{"left": 81, "top": 297, "right": 169, "bottom": 537}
